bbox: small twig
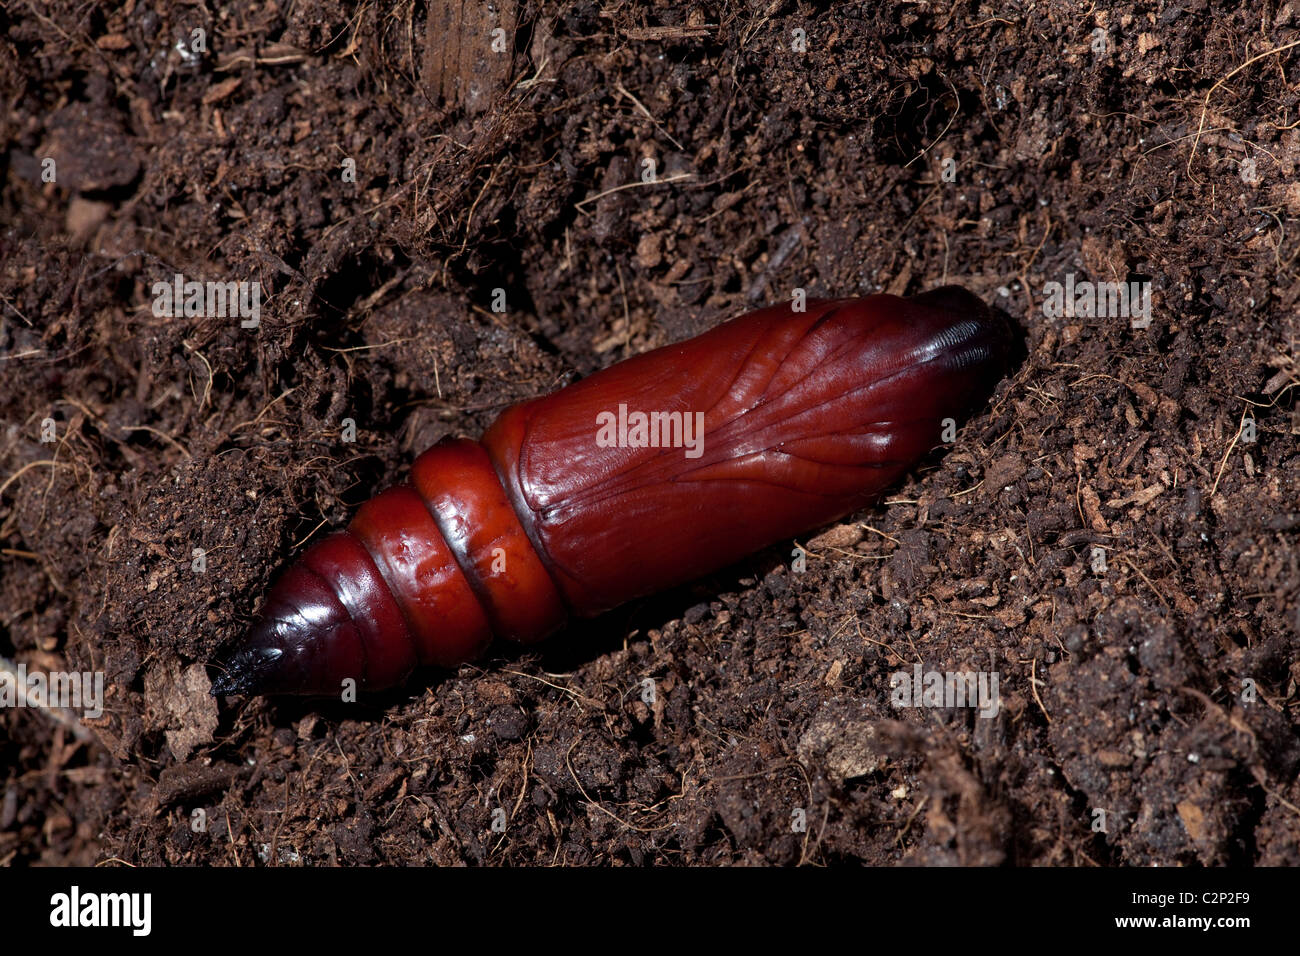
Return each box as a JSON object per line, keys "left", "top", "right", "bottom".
{"left": 574, "top": 173, "right": 693, "bottom": 212}
{"left": 1187, "top": 38, "right": 1300, "bottom": 175}
{"left": 860, "top": 524, "right": 901, "bottom": 545}
{"left": 904, "top": 70, "right": 960, "bottom": 168}
{"left": 120, "top": 425, "right": 192, "bottom": 459}
{"left": 182, "top": 340, "right": 214, "bottom": 411}
{"left": 564, "top": 739, "right": 672, "bottom": 833}
{"left": 0, "top": 460, "right": 67, "bottom": 498}
{"left": 501, "top": 669, "right": 599, "bottom": 708}
{"left": 615, "top": 80, "right": 683, "bottom": 150}
{"left": 1209, "top": 406, "right": 1249, "bottom": 499}
{"left": 1029, "top": 657, "right": 1052, "bottom": 723}
{"left": 319, "top": 338, "right": 413, "bottom": 353}
{"left": 1118, "top": 555, "right": 1171, "bottom": 611}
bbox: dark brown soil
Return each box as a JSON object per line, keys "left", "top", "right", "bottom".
{"left": 2, "top": 0, "right": 1298, "bottom": 866}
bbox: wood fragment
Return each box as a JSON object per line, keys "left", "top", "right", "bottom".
{"left": 424, "top": 0, "right": 517, "bottom": 114}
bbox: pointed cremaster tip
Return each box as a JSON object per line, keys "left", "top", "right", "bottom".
{"left": 211, "top": 563, "right": 357, "bottom": 696}
{"left": 210, "top": 645, "right": 285, "bottom": 696}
